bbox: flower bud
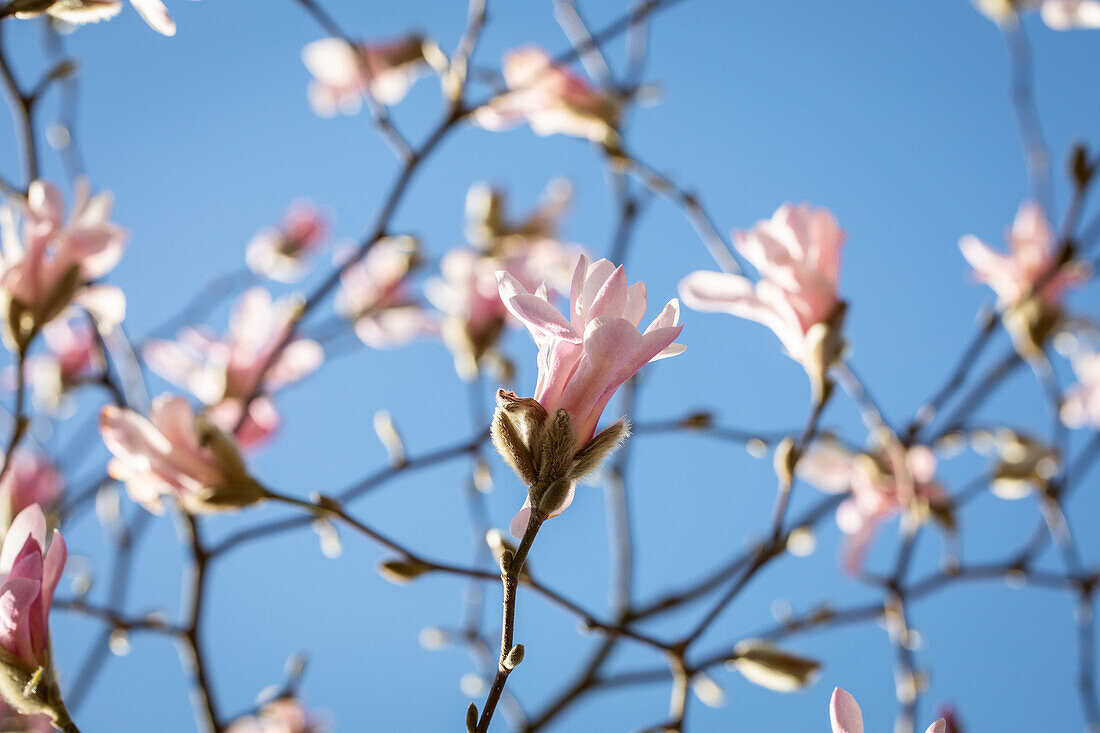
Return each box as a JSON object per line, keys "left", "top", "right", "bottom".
{"left": 728, "top": 639, "right": 821, "bottom": 692}
{"left": 376, "top": 558, "right": 430, "bottom": 585}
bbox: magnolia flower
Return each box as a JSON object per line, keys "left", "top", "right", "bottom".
{"left": 334, "top": 237, "right": 436, "bottom": 349}
{"left": 22, "top": 318, "right": 103, "bottom": 413}
{"left": 100, "top": 394, "right": 265, "bottom": 514}
{"left": 144, "top": 288, "right": 323, "bottom": 447}
{"left": 225, "top": 698, "right": 326, "bottom": 733}
{"left": 427, "top": 239, "right": 580, "bottom": 380}
{"left": 975, "top": 0, "right": 1100, "bottom": 29}
{"left": 464, "top": 179, "right": 572, "bottom": 253}
{"left": 960, "top": 202, "right": 1089, "bottom": 355}
{"left": 0, "top": 505, "right": 74, "bottom": 729}
{"left": 302, "top": 36, "right": 443, "bottom": 116}
{"left": 0, "top": 180, "right": 127, "bottom": 351}
{"left": 1061, "top": 348, "right": 1100, "bottom": 428}
{"left": 679, "top": 203, "right": 845, "bottom": 399}
{"left": 493, "top": 256, "right": 684, "bottom": 536}
{"left": 0, "top": 452, "right": 63, "bottom": 535}
{"left": 798, "top": 439, "right": 949, "bottom": 574}
{"left": 830, "top": 688, "right": 946, "bottom": 733}
{"left": 246, "top": 201, "right": 329, "bottom": 283}
{"left": 9, "top": 0, "right": 190, "bottom": 35}
{"left": 474, "top": 47, "right": 619, "bottom": 144}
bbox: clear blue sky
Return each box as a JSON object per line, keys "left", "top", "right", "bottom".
{"left": 1, "top": 1, "right": 1099, "bottom": 730}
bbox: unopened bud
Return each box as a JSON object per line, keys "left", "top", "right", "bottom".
{"left": 373, "top": 411, "right": 406, "bottom": 466}
{"left": 729, "top": 639, "right": 821, "bottom": 692}
{"left": 465, "top": 702, "right": 478, "bottom": 732}
{"left": 376, "top": 558, "right": 430, "bottom": 585}
{"left": 504, "top": 644, "right": 525, "bottom": 670}
{"left": 773, "top": 437, "right": 798, "bottom": 486}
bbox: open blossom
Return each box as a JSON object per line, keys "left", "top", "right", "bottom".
{"left": 143, "top": 287, "right": 323, "bottom": 447}
{"left": 464, "top": 179, "right": 572, "bottom": 253}
{"left": 6, "top": 0, "right": 182, "bottom": 35}
{"left": 302, "top": 36, "right": 443, "bottom": 116}
{"left": 226, "top": 698, "right": 326, "bottom": 733}
{"left": 0, "top": 180, "right": 127, "bottom": 351}
{"left": 679, "top": 203, "right": 845, "bottom": 399}
{"left": 975, "top": 0, "right": 1100, "bottom": 29}
{"left": 246, "top": 201, "right": 329, "bottom": 283}
{"left": 334, "top": 237, "right": 436, "bottom": 349}
{"left": 21, "top": 318, "right": 103, "bottom": 413}
{"left": 0, "top": 452, "right": 63, "bottom": 534}
{"left": 1061, "top": 348, "right": 1100, "bottom": 428}
{"left": 830, "top": 688, "right": 946, "bottom": 733}
{"left": 798, "top": 439, "right": 949, "bottom": 574}
{"left": 99, "top": 394, "right": 265, "bottom": 514}
{"left": 474, "top": 47, "right": 620, "bottom": 144}
{"left": 493, "top": 256, "right": 683, "bottom": 536}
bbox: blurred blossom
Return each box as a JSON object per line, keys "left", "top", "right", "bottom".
{"left": 679, "top": 203, "right": 845, "bottom": 400}
{"left": 334, "top": 237, "right": 436, "bottom": 349}
{"left": 474, "top": 46, "right": 620, "bottom": 145}
{"left": 797, "top": 439, "right": 949, "bottom": 574}
{"left": 975, "top": 0, "right": 1100, "bottom": 28}
{"left": 494, "top": 255, "right": 683, "bottom": 536}
{"left": 99, "top": 394, "right": 265, "bottom": 514}
{"left": 0, "top": 451, "right": 63, "bottom": 535}
{"left": 464, "top": 179, "right": 572, "bottom": 253}
{"left": 960, "top": 202, "right": 1090, "bottom": 355}
{"left": 246, "top": 201, "right": 330, "bottom": 283}
{"left": 0, "top": 180, "right": 127, "bottom": 352}
{"left": 830, "top": 687, "right": 946, "bottom": 733}
{"left": 21, "top": 318, "right": 103, "bottom": 413}
{"left": 302, "top": 36, "right": 445, "bottom": 116}
{"left": 1061, "top": 347, "right": 1100, "bottom": 428}
{"left": 143, "top": 287, "right": 323, "bottom": 447}
{"left": 225, "top": 697, "right": 326, "bottom": 733}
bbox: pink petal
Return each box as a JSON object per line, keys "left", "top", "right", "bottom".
{"left": 130, "top": 0, "right": 176, "bottom": 35}
{"left": 0, "top": 505, "right": 46, "bottom": 574}
{"left": 830, "top": 688, "right": 863, "bottom": 733}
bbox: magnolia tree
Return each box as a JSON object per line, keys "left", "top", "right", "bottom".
{"left": 0, "top": 0, "right": 1093, "bottom": 731}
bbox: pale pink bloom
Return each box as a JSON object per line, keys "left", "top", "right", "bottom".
{"left": 975, "top": 0, "right": 1100, "bottom": 28}
{"left": 960, "top": 202, "right": 1089, "bottom": 308}
{"left": 0, "top": 180, "right": 127, "bottom": 346}
{"left": 143, "top": 288, "right": 323, "bottom": 447}
{"left": 0, "top": 504, "right": 66, "bottom": 671}
{"left": 830, "top": 688, "right": 945, "bottom": 733}
{"left": 225, "top": 698, "right": 326, "bottom": 733}
{"left": 1061, "top": 348, "right": 1100, "bottom": 428}
{"left": 499, "top": 255, "right": 683, "bottom": 534}
{"left": 22, "top": 318, "right": 103, "bottom": 413}
{"left": 0, "top": 452, "right": 63, "bottom": 534}
{"left": 798, "top": 441, "right": 947, "bottom": 574}
{"left": 246, "top": 201, "right": 329, "bottom": 283}
{"left": 474, "top": 47, "right": 619, "bottom": 144}
{"left": 302, "top": 36, "right": 436, "bottom": 116}
{"left": 334, "top": 238, "right": 436, "bottom": 349}
{"left": 99, "top": 394, "right": 258, "bottom": 514}
{"left": 679, "top": 203, "right": 844, "bottom": 371}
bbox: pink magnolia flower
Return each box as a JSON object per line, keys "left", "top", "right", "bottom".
{"left": 302, "top": 36, "right": 442, "bottom": 116}
{"left": 798, "top": 440, "right": 948, "bottom": 574}
{"left": 334, "top": 237, "right": 436, "bottom": 349}
{"left": 22, "top": 318, "right": 104, "bottom": 413}
{"left": 975, "top": 0, "right": 1100, "bottom": 28}
{"left": 0, "top": 451, "right": 63, "bottom": 534}
{"left": 679, "top": 203, "right": 845, "bottom": 396}
{"left": 1061, "top": 348, "right": 1100, "bottom": 428}
{"left": 960, "top": 202, "right": 1089, "bottom": 308}
{"left": 0, "top": 504, "right": 65, "bottom": 671}
{"left": 497, "top": 255, "right": 683, "bottom": 535}
{"left": 226, "top": 698, "right": 326, "bottom": 733}
{"left": 830, "top": 688, "right": 946, "bottom": 733}
{"left": 99, "top": 394, "right": 264, "bottom": 514}
{"left": 473, "top": 47, "right": 619, "bottom": 144}
{"left": 246, "top": 201, "right": 329, "bottom": 283}
{"left": 0, "top": 180, "right": 127, "bottom": 350}
{"left": 143, "top": 287, "right": 324, "bottom": 447}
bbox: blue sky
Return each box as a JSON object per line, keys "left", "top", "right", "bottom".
{"left": 2, "top": 0, "right": 1100, "bottom": 730}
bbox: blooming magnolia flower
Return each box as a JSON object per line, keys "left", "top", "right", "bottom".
{"left": 0, "top": 180, "right": 127, "bottom": 351}
{"left": 426, "top": 238, "right": 580, "bottom": 380}
{"left": 22, "top": 318, "right": 103, "bottom": 413}
{"left": 100, "top": 394, "right": 265, "bottom": 514}
{"left": 334, "top": 237, "right": 436, "bottom": 349}
{"left": 830, "top": 688, "right": 946, "bottom": 733}
{"left": 0, "top": 451, "right": 63, "bottom": 535}
{"left": 798, "top": 439, "right": 949, "bottom": 574}
{"left": 960, "top": 202, "right": 1090, "bottom": 355}
{"left": 679, "top": 203, "right": 845, "bottom": 399}
{"left": 474, "top": 47, "right": 620, "bottom": 144}
{"left": 302, "top": 36, "right": 443, "bottom": 116}
{"left": 246, "top": 201, "right": 329, "bottom": 283}
{"left": 143, "top": 287, "right": 323, "bottom": 447}
{"left": 464, "top": 179, "right": 572, "bottom": 253}
{"left": 1061, "top": 348, "right": 1100, "bottom": 428}
{"left": 0, "top": 504, "right": 74, "bottom": 729}
{"left": 975, "top": 0, "right": 1100, "bottom": 29}
{"left": 493, "top": 256, "right": 683, "bottom": 536}
{"left": 225, "top": 698, "right": 325, "bottom": 733}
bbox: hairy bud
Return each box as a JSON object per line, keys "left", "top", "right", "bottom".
{"left": 728, "top": 639, "right": 821, "bottom": 692}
